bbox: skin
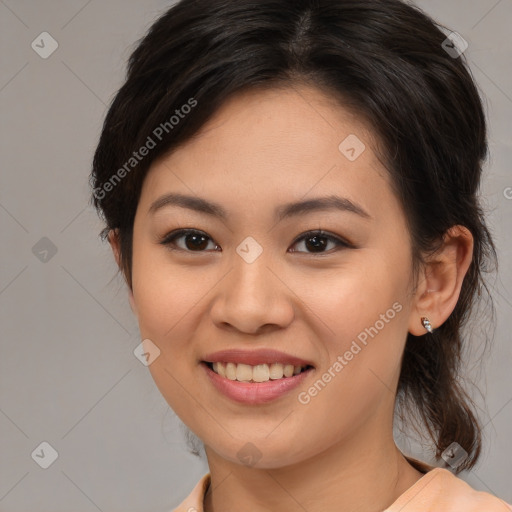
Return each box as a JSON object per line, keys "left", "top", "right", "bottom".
{"left": 109, "top": 84, "right": 473, "bottom": 511}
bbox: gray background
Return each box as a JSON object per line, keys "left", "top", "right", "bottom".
{"left": 1, "top": 1, "right": 511, "bottom": 510}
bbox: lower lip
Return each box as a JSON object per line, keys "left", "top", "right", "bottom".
{"left": 202, "top": 362, "right": 313, "bottom": 405}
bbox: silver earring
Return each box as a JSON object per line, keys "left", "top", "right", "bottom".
{"left": 421, "top": 316, "right": 434, "bottom": 334}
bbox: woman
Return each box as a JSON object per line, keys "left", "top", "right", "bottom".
{"left": 90, "top": 0, "right": 512, "bottom": 510}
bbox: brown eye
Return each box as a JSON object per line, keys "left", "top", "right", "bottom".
{"left": 160, "top": 229, "right": 219, "bottom": 252}
{"left": 160, "top": 228, "right": 351, "bottom": 254}
{"left": 289, "top": 230, "right": 350, "bottom": 254}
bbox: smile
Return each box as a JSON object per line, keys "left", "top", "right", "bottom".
{"left": 207, "top": 361, "right": 312, "bottom": 383}
{"left": 202, "top": 362, "right": 314, "bottom": 405}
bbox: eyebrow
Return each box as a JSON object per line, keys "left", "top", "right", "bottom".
{"left": 148, "top": 193, "right": 371, "bottom": 221}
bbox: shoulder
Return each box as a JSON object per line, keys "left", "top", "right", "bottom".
{"left": 437, "top": 469, "right": 512, "bottom": 511}
{"left": 386, "top": 467, "right": 512, "bottom": 512}
{"left": 170, "top": 469, "right": 512, "bottom": 512}
{"left": 171, "top": 473, "right": 211, "bottom": 512}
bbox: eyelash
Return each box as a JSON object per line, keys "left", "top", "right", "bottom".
{"left": 158, "top": 228, "right": 353, "bottom": 254}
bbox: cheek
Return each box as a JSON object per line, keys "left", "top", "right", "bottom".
{"left": 130, "top": 248, "right": 202, "bottom": 401}
{"left": 300, "top": 252, "right": 410, "bottom": 399}
{"left": 131, "top": 260, "right": 204, "bottom": 422}
{"left": 302, "top": 252, "right": 408, "bottom": 341}
{"left": 293, "top": 300, "right": 407, "bottom": 454}
{"left": 131, "top": 241, "right": 199, "bottom": 337}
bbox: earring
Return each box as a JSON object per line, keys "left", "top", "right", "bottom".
{"left": 421, "top": 316, "right": 434, "bottom": 334}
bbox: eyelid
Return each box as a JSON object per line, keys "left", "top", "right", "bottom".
{"left": 159, "top": 228, "right": 219, "bottom": 251}
{"left": 159, "top": 228, "right": 353, "bottom": 253}
{"left": 289, "top": 229, "right": 353, "bottom": 251}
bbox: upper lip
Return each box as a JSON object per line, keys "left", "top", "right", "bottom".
{"left": 202, "top": 349, "right": 314, "bottom": 368}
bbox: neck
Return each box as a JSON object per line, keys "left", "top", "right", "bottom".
{"left": 203, "top": 421, "right": 424, "bottom": 512}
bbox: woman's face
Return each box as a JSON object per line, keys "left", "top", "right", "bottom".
{"left": 128, "top": 85, "right": 419, "bottom": 468}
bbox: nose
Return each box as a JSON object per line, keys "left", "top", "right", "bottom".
{"left": 209, "top": 251, "right": 295, "bottom": 335}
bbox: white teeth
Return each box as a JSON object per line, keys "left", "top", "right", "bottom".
{"left": 253, "top": 364, "right": 270, "bottom": 382}
{"left": 225, "top": 362, "right": 237, "bottom": 380}
{"left": 235, "top": 363, "right": 253, "bottom": 382}
{"left": 283, "top": 364, "right": 294, "bottom": 377}
{"left": 211, "top": 362, "right": 308, "bottom": 382}
{"left": 269, "top": 363, "right": 284, "bottom": 380}
{"left": 216, "top": 362, "right": 226, "bottom": 378}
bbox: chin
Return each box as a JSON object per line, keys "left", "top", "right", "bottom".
{"left": 206, "top": 437, "right": 312, "bottom": 470}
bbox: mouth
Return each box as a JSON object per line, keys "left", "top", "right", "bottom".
{"left": 204, "top": 361, "right": 314, "bottom": 383}
{"left": 200, "top": 348, "right": 315, "bottom": 404}
{"left": 201, "top": 358, "right": 315, "bottom": 405}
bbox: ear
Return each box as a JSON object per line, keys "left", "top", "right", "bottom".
{"left": 107, "top": 229, "right": 138, "bottom": 316}
{"left": 107, "top": 228, "right": 122, "bottom": 269}
{"left": 408, "top": 225, "right": 473, "bottom": 335}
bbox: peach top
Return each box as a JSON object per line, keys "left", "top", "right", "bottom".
{"left": 171, "top": 463, "right": 512, "bottom": 511}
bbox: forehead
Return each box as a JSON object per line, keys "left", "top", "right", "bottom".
{"left": 180, "top": 84, "right": 377, "bottom": 166}
{"left": 140, "top": 85, "right": 393, "bottom": 220}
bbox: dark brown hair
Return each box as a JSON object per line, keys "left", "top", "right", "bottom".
{"left": 90, "top": 0, "right": 498, "bottom": 472}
